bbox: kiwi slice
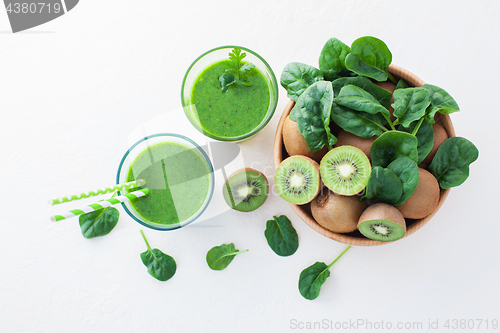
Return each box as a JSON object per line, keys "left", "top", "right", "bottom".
{"left": 320, "top": 145, "right": 371, "bottom": 196}
{"left": 357, "top": 203, "right": 406, "bottom": 242}
{"left": 275, "top": 156, "right": 320, "bottom": 205}
{"left": 223, "top": 168, "right": 268, "bottom": 212}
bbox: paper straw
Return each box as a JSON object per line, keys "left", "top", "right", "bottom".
{"left": 48, "top": 179, "right": 146, "bottom": 205}
{"left": 50, "top": 188, "right": 150, "bottom": 222}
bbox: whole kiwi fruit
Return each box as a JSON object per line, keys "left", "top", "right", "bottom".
{"left": 334, "top": 130, "right": 377, "bottom": 160}
{"left": 311, "top": 189, "right": 367, "bottom": 233}
{"left": 358, "top": 203, "right": 406, "bottom": 242}
{"left": 283, "top": 116, "right": 328, "bottom": 162}
{"left": 397, "top": 168, "right": 440, "bottom": 219}
{"left": 422, "top": 123, "right": 448, "bottom": 166}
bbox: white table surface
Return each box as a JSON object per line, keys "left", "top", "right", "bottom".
{"left": 1, "top": 1, "right": 499, "bottom": 332}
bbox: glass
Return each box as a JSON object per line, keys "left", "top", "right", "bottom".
{"left": 116, "top": 133, "right": 214, "bottom": 231}
{"left": 181, "top": 45, "right": 278, "bottom": 142}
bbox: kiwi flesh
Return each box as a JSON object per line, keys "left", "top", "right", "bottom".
{"left": 311, "top": 189, "right": 367, "bottom": 233}
{"left": 421, "top": 123, "right": 448, "bottom": 166}
{"left": 397, "top": 168, "right": 440, "bottom": 219}
{"left": 334, "top": 130, "right": 377, "bottom": 160}
{"left": 283, "top": 116, "right": 328, "bottom": 162}
{"left": 223, "top": 168, "right": 269, "bottom": 212}
{"left": 275, "top": 155, "right": 320, "bottom": 205}
{"left": 320, "top": 145, "right": 371, "bottom": 196}
{"left": 358, "top": 203, "right": 406, "bottom": 242}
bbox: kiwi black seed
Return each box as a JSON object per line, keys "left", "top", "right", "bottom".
{"left": 223, "top": 168, "right": 269, "bottom": 212}
{"left": 275, "top": 155, "right": 320, "bottom": 205}
{"left": 320, "top": 145, "right": 371, "bottom": 196}
{"left": 357, "top": 203, "right": 406, "bottom": 242}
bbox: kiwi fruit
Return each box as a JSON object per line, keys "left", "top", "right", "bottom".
{"left": 320, "top": 145, "right": 371, "bottom": 196}
{"left": 334, "top": 130, "right": 377, "bottom": 160}
{"left": 283, "top": 116, "right": 328, "bottom": 162}
{"left": 397, "top": 168, "right": 440, "bottom": 219}
{"left": 421, "top": 123, "right": 449, "bottom": 166}
{"left": 358, "top": 203, "right": 406, "bottom": 242}
{"left": 223, "top": 168, "right": 269, "bottom": 212}
{"left": 275, "top": 155, "right": 321, "bottom": 205}
{"left": 311, "top": 189, "right": 367, "bottom": 233}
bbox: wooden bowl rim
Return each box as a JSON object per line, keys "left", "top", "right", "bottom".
{"left": 273, "top": 64, "right": 453, "bottom": 246}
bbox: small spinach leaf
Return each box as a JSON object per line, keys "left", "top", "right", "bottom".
{"left": 392, "top": 87, "right": 431, "bottom": 128}
{"left": 336, "top": 84, "right": 390, "bottom": 117}
{"left": 361, "top": 166, "right": 403, "bottom": 205}
{"left": 140, "top": 230, "right": 176, "bottom": 281}
{"left": 264, "top": 215, "right": 299, "bottom": 257}
{"left": 318, "top": 37, "right": 351, "bottom": 81}
{"left": 422, "top": 84, "right": 460, "bottom": 124}
{"left": 398, "top": 120, "right": 434, "bottom": 164}
{"left": 387, "top": 156, "right": 419, "bottom": 206}
{"left": 289, "top": 81, "right": 336, "bottom": 152}
{"left": 79, "top": 206, "right": 119, "bottom": 239}
{"left": 395, "top": 79, "right": 409, "bottom": 89}
{"left": 298, "top": 246, "right": 351, "bottom": 300}
{"left": 428, "top": 137, "right": 479, "bottom": 189}
{"left": 345, "top": 36, "right": 394, "bottom": 82}
{"left": 370, "top": 131, "right": 419, "bottom": 167}
{"left": 331, "top": 76, "right": 392, "bottom": 109}
{"left": 330, "top": 102, "right": 388, "bottom": 139}
{"left": 219, "top": 73, "right": 236, "bottom": 93}
{"left": 206, "top": 243, "right": 248, "bottom": 271}
{"left": 280, "top": 62, "right": 323, "bottom": 101}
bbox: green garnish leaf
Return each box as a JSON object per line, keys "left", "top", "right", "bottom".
{"left": 264, "top": 215, "right": 299, "bottom": 257}
{"left": 219, "top": 73, "right": 236, "bottom": 93}
{"left": 140, "top": 230, "right": 177, "bottom": 281}
{"left": 206, "top": 243, "right": 248, "bottom": 271}
{"left": 219, "top": 48, "right": 255, "bottom": 93}
{"left": 79, "top": 206, "right": 119, "bottom": 239}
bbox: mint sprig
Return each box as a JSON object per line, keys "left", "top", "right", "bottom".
{"left": 219, "top": 48, "right": 255, "bottom": 93}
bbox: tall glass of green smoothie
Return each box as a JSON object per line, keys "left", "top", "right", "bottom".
{"left": 116, "top": 133, "right": 214, "bottom": 230}
{"left": 181, "top": 46, "right": 278, "bottom": 141}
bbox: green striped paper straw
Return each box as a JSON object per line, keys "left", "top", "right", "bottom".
{"left": 50, "top": 188, "right": 150, "bottom": 222}
{"left": 48, "top": 179, "right": 146, "bottom": 205}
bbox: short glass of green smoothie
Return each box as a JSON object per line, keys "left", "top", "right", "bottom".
{"left": 181, "top": 46, "right": 278, "bottom": 141}
{"left": 116, "top": 133, "right": 214, "bottom": 231}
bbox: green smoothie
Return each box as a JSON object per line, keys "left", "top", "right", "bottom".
{"left": 126, "top": 141, "right": 210, "bottom": 224}
{"left": 190, "top": 59, "right": 270, "bottom": 138}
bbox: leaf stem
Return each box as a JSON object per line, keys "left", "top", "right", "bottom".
{"left": 327, "top": 245, "right": 351, "bottom": 269}
{"left": 387, "top": 73, "right": 397, "bottom": 84}
{"left": 412, "top": 117, "right": 425, "bottom": 136}
{"left": 140, "top": 230, "right": 151, "bottom": 251}
{"left": 382, "top": 113, "right": 396, "bottom": 131}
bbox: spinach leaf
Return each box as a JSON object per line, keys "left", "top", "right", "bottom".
{"left": 140, "top": 230, "right": 176, "bottom": 281}
{"left": 361, "top": 166, "right": 403, "bottom": 205}
{"left": 392, "top": 87, "right": 431, "bottom": 128}
{"left": 336, "top": 84, "right": 390, "bottom": 117}
{"left": 370, "top": 131, "right": 418, "bottom": 167}
{"left": 298, "top": 246, "right": 351, "bottom": 300}
{"left": 428, "top": 137, "right": 479, "bottom": 189}
{"left": 395, "top": 79, "right": 409, "bottom": 89}
{"left": 206, "top": 243, "right": 248, "bottom": 271}
{"left": 421, "top": 84, "right": 460, "bottom": 124}
{"left": 264, "top": 215, "right": 299, "bottom": 257}
{"left": 219, "top": 73, "right": 236, "bottom": 93}
{"left": 387, "top": 156, "right": 419, "bottom": 206}
{"left": 318, "top": 37, "right": 351, "bottom": 81}
{"left": 330, "top": 102, "right": 388, "bottom": 139}
{"left": 289, "top": 81, "right": 336, "bottom": 152}
{"left": 398, "top": 120, "right": 434, "bottom": 164}
{"left": 345, "top": 36, "right": 394, "bottom": 82}
{"left": 331, "top": 76, "right": 392, "bottom": 109}
{"left": 280, "top": 62, "right": 323, "bottom": 101}
{"left": 79, "top": 206, "right": 119, "bottom": 239}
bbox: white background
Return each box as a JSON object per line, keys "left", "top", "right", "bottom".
{"left": 1, "top": 1, "right": 499, "bottom": 332}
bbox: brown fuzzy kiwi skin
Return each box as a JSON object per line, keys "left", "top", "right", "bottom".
{"left": 283, "top": 116, "right": 328, "bottom": 162}
{"left": 278, "top": 155, "right": 321, "bottom": 204}
{"left": 397, "top": 168, "right": 440, "bottom": 219}
{"left": 421, "top": 123, "right": 449, "bottom": 166}
{"left": 358, "top": 203, "right": 406, "bottom": 233}
{"left": 311, "top": 190, "right": 367, "bottom": 233}
{"left": 334, "top": 130, "right": 377, "bottom": 160}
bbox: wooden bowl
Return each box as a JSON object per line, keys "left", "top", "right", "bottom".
{"left": 273, "top": 64, "right": 455, "bottom": 246}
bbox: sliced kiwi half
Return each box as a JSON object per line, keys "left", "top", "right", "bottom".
{"left": 357, "top": 203, "right": 406, "bottom": 242}
{"left": 320, "top": 145, "right": 371, "bottom": 196}
{"left": 223, "top": 168, "right": 268, "bottom": 212}
{"left": 275, "top": 156, "right": 320, "bottom": 205}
